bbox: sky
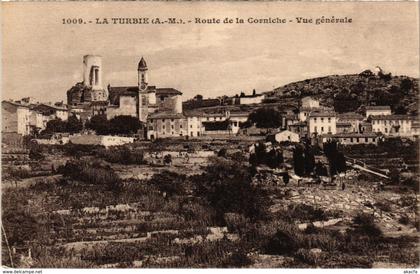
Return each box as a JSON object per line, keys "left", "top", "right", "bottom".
{"left": 2, "top": 2, "right": 419, "bottom": 102}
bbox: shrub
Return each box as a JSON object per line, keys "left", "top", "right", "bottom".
{"left": 97, "top": 146, "right": 145, "bottom": 165}
{"left": 193, "top": 157, "right": 270, "bottom": 222}
{"left": 352, "top": 213, "right": 382, "bottom": 238}
{"left": 399, "top": 215, "right": 410, "bottom": 225}
{"left": 222, "top": 249, "right": 253, "bottom": 268}
{"left": 265, "top": 229, "right": 298, "bottom": 255}
{"left": 148, "top": 171, "right": 187, "bottom": 197}
{"left": 163, "top": 154, "right": 172, "bottom": 165}
{"left": 57, "top": 160, "right": 121, "bottom": 191}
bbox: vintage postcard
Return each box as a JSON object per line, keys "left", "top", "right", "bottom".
{"left": 1, "top": 1, "right": 419, "bottom": 271}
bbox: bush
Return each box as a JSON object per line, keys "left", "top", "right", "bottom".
{"left": 399, "top": 215, "right": 410, "bottom": 225}
{"left": 148, "top": 171, "right": 187, "bottom": 197}
{"left": 265, "top": 229, "right": 299, "bottom": 255}
{"left": 57, "top": 160, "right": 121, "bottom": 191}
{"left": 222, "top": 249, "right": 253, "bottom": 268}
{"left": 97, "top": 146, "right": 145, "bottom": 165}
{"left": 193, "top": 157, "right": 270, "bottom": 222}
{"left": 352, "top": 213, "right": 382, "bottom": 238}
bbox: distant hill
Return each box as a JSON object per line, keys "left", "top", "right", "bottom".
{"left": 270, "top": 70, "right": 419, "bottom": 115}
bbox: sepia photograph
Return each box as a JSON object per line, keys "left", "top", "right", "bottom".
{"left": 1, "top": 1, "right": 419, "bottom": 270}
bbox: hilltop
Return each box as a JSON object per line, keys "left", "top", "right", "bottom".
{"left": 270, "top": 69, "right": 419, "bottom": 115}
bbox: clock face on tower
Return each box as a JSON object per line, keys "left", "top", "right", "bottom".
{"left": 140, "top": 82, "right": 147, "bottom": 91}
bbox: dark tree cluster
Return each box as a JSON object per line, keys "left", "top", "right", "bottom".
{"left": 249, "top": 142, "right": 284, "bottom": 169}
{"left": 193, "top": 158, "right": 270, "bottom": 222}
{"left": 292, "top": 143, "right": 316, "bottom": 176}
{"left": 85, "top": 115, "right": 142, "bottom": 135}
{"left": 44, "top": 115, "right": 83, "bottom": 134}
{"left": 245, "top": 108, "right": 282, "bottom": 128}
{"left": 323, "top": 140, "right": 347, "bottom": 175}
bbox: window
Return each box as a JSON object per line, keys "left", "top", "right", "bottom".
{"left": 321, "top": 126, "right": 324, "bottom": 132}
{"left": 365, "top": 137, "right": 368, "bottom": 142}
{"left": 350, "top": 138, "right": 353, "bottom": 142}
{"left": 171, "top": 119, "right": 174, "bottom": 122}
{"left": 171, "top": 125, "right": 174, "bottom": 129}
{"left": 321, "top": 118, "right": 324, "bottom": 122}
{"left": 314, "top": 118, "right": 317, "bottom": 122}
{"left": 163, "top": 125, "right": 165, "bottom": 129}
{"left": 328, "top": 117, "right": 331, "bottom": 123}
{"left": 314, "top": 126, "right": 317, "bottom": 132}
{"left": 356, "top": 138, "right": 359, "bottom": 143}
{"left": 190, "top": 132, "right": 193, "bottom": 137}
{"left": 190, "top": 125, "right": 192, "bottom": 128}
{"left": 180, "top": 125, "right": 182, "bottom": 129}
{"left": 328, "top": 126, "right": 331, "bottom": 133}
{"left": 385, "top": 128, "right": 388, "bottom": 133}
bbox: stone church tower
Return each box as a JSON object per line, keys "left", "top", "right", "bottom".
{"left": 138, "top": 57, "right": 149, "bottom": 122}
{"left": 82, "top": 55, "right": 107, "bottom": 101}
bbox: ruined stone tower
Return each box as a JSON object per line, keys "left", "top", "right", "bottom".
{"left": 83, "top": 55, "right": 107, "bottom": 101}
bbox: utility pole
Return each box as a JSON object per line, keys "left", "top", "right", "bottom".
{"left": 1, "top": 223, "right": 14, "bottom": 267}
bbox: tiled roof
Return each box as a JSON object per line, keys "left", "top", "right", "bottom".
{"left": 156, "top": 88, "right": 182, "bottom": 96}
{"left": 365, "top": 106, "right": 391, "bottom": 111}
{"left": 2, "top": 100, "right": 29, "bottom": 108}
{"left": 334, "top": 132, "right": 380, "bottom": 138}
{"left": 370, "top": 115, "right": 416, "bottom": 121}
{"left": 337, "top": 112, "right": 364, "bottom": 120}
{"left": 230, "top": 112, "right": 250, "bottom": 117}
{"left": 336, "top": 122, "right": 352, "bottom": 127}
{"left": 148, "top": 112, "right": 185, "bottom": 119}
{"left": 308, "top": 111, "right": 336, "bottom": 118}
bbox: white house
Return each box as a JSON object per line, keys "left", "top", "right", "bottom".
{"left": 371, "top": 115, "right": 416, "bottom": 137}
{"left": 301, "top": 97, "right": 320, "bottom": 109}
{"left": 308, "top": 112, "right": 337, "bottom": 136}
{"left": 274, "top": 130, "right": 300, "bottom": 143}
{"left": 365, "top": 106, "right": 391, "bottom": 118}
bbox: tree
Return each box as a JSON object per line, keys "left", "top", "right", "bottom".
{"left": 400, "top": 78, "right": 413, "bottom": 94}
{"left": 304, "top": 143, "right": 315, "bottom": 175}
{"left": 66, "top": 115, "right": 83, "bottom": 133}
{"left": 194, "top": 158, "right": 270, "bottom": 222}
{"left": 293, "top": 145, "right": 305, "bottom": 176}
{"left": 247, "top": 108, "right": 282, "bottom": 128}
{"left": 45, "top": 118, "right": 67, "bottom": 133}
{"left": 149, "top": 171, "right": 186, "bottom": 197}
{"left": 314, "top": 161, "right": 328, "bottom": 177}
{"left": 323, "top": 140, "right": 347, "bottom": 175}
{"left": 86, "top": 114, "right": 109, "bottom": 135}
{"left": 163, "top": 154, "right": 172, "bottom": 165}
{"left": 389, "top": 168, "right": 400, "bottom": 184}
{"left": 109, "top": 115, "right": 142, "bottom": 135}
{"left": 217, "top": 148, "right": 227, "bottom": 158}
{"left": 194, "top": 94, "right": 203, "bottom": 101}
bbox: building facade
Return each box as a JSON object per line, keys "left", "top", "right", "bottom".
{"left": 365, "top": 106, "right": 391, "bottom": 117}
{"left": 371, "top": 115, "right": 415, "bottom": 136}
{"left": 308, "top": 112, "right": 337, "bottom": 136}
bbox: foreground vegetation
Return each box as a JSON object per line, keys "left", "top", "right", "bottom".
{"left": 2, "top": 142, "right": 418, "bottom": 268}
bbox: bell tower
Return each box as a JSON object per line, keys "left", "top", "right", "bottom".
{"left": 138, "top": 57, "right": 149, "bottom": 122}
{"left": 138, "top": 57, "right": 148, "bottom": 91}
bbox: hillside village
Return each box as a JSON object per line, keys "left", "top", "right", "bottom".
{"left": 1, "top": 55, "right": 419, "bottom": 268}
